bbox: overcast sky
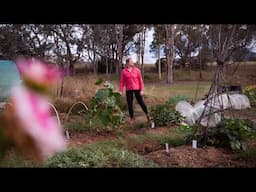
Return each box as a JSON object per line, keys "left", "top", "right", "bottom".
{"left": 138, "top": 29, "right": 256, "bottom": 64}
{"left": 128, "top": 28, "right": 159, "bottom": 64}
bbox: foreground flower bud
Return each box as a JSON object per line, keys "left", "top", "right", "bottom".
{"left": 15, "top": 57, "right": 62, "bottom": 93}
{"left": 6, "top": 86, "right": 67, "bottom": 161}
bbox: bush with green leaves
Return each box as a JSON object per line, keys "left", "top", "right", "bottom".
{"left": 155, "top": 58, "right": 166, "bottom": 72}
{"left": 188, "top": 118, "right": 256, "bottom": 151}
{"left": 150, "top": 104, "right": 183, "bottom": 127}
{"left": 87, "top": 81, "right": 124, "bottom": 130}
{"left": 177, "top": 124, "right": 195, "bottom": 138}
{"left": 46, "top": 145, "right": 158, "bottom": 168}
{"left": 94, "top": 78, "right": 104, "bottom": 85}
{"left": 243, "top": 85, "right": 256, "bottom": 106}
{"left": 167, "top": 95, "right": 189, "bottom": 106}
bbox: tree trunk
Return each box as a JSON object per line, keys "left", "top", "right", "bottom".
{"left": 116, "top": 49, "right": 121, "bottom": 76}
{"left": 106, "top": 57, "right": 110, "bottom": 81}
{"left": 115, "top": 24, "right": 124, "bottom": 80}
{"left": 120, "top": 52, "right": 123, "bottom": 73}
{"left": 182, "top": 58, "right": 186, "bottom": 69}
{"left": 165, "top": 25, "right": 175, "bottom": 84}
{"left": 109, "top": 44, "right": 114, "bottom": 78}
{"left": 92, "top": 43, "right": 97, "bottom": 75}
{"left": 137, "top": 51, "right": 140, "bottom": 65}
{"left": 189, "top": 57, "right": 192, "bottom": 79}
{"left": 199, "top": 47, "right": 202, "bottom": 80}
{"left": 60, "top": 78, "right": 64, "bottom": 97}
{"left": 158, "top": 43, "right": 161, "bottom": 80}
{"left": 65, "top": 39, "right": 74, "bottom": 76}
{"left": 141, "top": 53, "right": 144, "bottom": 79}
{"left": 137, "top": 33, "right": 141, "bottom": 66}
{"left": 141, "top": 28, "right": 146, "bottom": 80}
{"left": 116, "top": 44, "right": 121, "bottom": 75}
{"left": 58, "top": 25, "right": 74, "bottom": 76}
{"left": 68, "top": 62, "right": 74, "bottom": 76}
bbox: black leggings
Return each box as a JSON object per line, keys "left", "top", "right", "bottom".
{"left": 126, "top": 90, "right": 148, "bottom": 119}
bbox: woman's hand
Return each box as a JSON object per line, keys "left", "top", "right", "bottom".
{"left": 140, "top": 90, "right": 144, "bottom": 96}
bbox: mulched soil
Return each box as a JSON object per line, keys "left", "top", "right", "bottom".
{"left": 144, "top": 145, "right": 256, "bottom": 168}
{"left": 125, "top": 126, "right": 173, "bottom": 137}
{"left": 128, "top": 140, "right": 163, "bottom": 155}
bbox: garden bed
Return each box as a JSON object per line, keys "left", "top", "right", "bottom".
{"left": 144, "top": 146, "right": 255, "bottom": 168}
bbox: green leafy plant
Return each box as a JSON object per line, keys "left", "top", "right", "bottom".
{"left": 149, "top": 104, "right": 183, "bottom": 127}
{"left": 188, "top": 118, "right": 256, "bottom": 151}
{"left": 216, "top": 118, "right": 256, "bottom": 151}
{"left": 87, "top": 82, "right": 124, "bottom": 130}
{"left": 243, "top": 85, "right": 256, "bottom": 106}
{"left": 167, "top": 95, "right": 189, "bottom": 106}
{"left": 94, "top": 78, "right": 104, "bottom": 85}
{"left": 177, "top": 124, "right": 193, "bottom": 133}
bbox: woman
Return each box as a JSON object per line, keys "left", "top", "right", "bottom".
{"left": 119, "top": 58, "right": 150, "bottom": 124}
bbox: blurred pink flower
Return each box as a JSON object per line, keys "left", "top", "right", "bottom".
{"left": 10, "top": 86, "right": 67, "bottom": 160}
{"left": 15, "top": 57, "right": 62, "bottom": 90}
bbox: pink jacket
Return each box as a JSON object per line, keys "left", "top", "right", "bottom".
{"left": 119, "top": 66, "right": 144, "bottom": 92}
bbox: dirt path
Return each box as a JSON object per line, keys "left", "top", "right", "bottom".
{"left": 67, "top": 131, "right": 117, "bottom": 147}
{"left": 67, "top": 125, "right": 172, "bottom": 147}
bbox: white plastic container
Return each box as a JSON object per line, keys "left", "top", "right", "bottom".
{"left": 192, "top": 140, "right": 197, "bottom": 148}
{"left": 66, "top": 130, "right": 70, "bottom": 140}
{"left": 151, "top": 121, "right": 155, "bottom": 128}
{"left": 165, "top": 143, "right": 169, "bottom": 153}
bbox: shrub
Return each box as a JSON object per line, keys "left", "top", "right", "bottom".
{"left": 150, "top": 104, "right": 183, "bottom": 127}
{"left": 87, "top": 82, "right": 125, "bottom": 131}
{"left": 167, "top": 95, "right": 189, "bottom": 106}
{"left": 243, "top": 84, "right": 256, "bottom": 106}
{"left": 46, "top": 145, "right": 159, "bottom": 168}
{"left": 188, "top": 118, "right": 256, "bottom": 151}
{"left": 177, "top": 124, "right": 193, "bottom": 133}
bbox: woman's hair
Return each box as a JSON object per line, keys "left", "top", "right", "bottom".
{"left": 126, "top": 58, "right": 132, "bottom": 65}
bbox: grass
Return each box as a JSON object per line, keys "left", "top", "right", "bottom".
{"left": 0, "top": 139, "right": 159, "bottom": 168}
{"left": 139, "top": 133, "right": 186, "bottom": 146}
{"left": 126, "top": 128, "right": 186, "bottom": 147}
{"left": 125, "top": 118, "right": 149, "bottom": 130}
{"left": 144, "top": 81, "right": 211, "bottom": 102}
{"left": 64, "top": 121, "right": 90, "bottom": 132}
{"left": 0, "top": 151, "right": 39, "bottom": 167}
{"left": 85, "top": 139, "right": 122, "bottom": 151}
